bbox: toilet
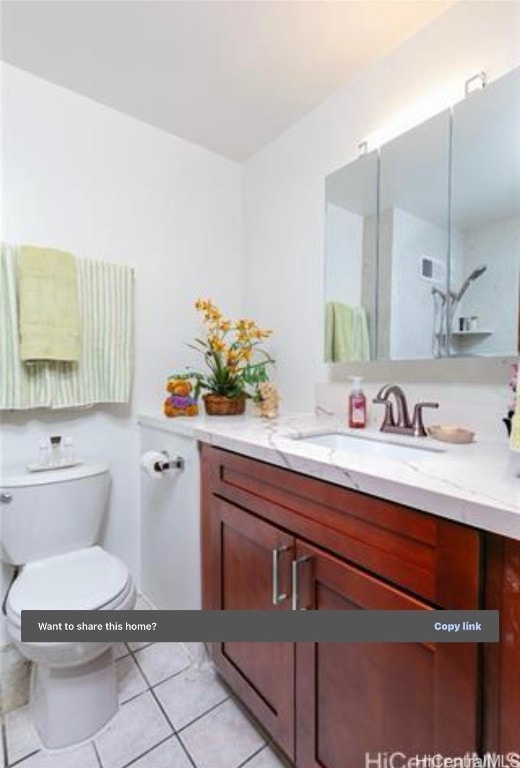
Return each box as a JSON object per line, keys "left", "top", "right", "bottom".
{"left": 0, "top": 461, "right": 136, "bottom": 749}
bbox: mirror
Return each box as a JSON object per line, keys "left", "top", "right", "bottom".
{"left": 325, "top": 152, "right": 378, "bottom": 362}
{"left": 378, "top": 110, "right": 450, "bottom": 360}
{"left": 449, "top": 68, "right": 520, "bottom": 357}
{"left": 324, "top": 66, "right": 520, "bottom": 362}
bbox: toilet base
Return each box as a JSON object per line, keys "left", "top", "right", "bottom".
{"left": 31, "top": 648, "right": 118, "bottom": 749}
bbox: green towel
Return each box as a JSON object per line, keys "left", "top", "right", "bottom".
{"left": 1, "top": 244, "right": 134, "bottom": 409}
{"left": 18, "top": 245, "right": 79, "bottom": 362}
{"left": 325, "top": 302, "right": 370, "bottom": 363}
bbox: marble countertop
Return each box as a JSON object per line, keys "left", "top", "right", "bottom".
{"left": 138, "top": 411, "right": 520, "bottom": 541}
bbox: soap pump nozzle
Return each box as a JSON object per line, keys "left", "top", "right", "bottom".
{"left": 349, "top": 376, "right": 364, "bottom": 393}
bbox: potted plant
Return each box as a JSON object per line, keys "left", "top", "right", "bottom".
{"left": 170, "top": 299, "right": 274, "bottom": 416}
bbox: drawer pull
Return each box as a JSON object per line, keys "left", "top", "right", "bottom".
{"left": 292, "top": 556, "right": 312, "bottom": 611}
{"left": 272, "top": 545, "right": 291, "bottom": 605}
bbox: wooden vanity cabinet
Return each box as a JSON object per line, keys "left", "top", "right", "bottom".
{"left": 483, "top": 535, "right": 520, "bottom": 754}
{"left": 205, "top": 496, "right": 295, "bottom": 757}
{"left": 201, "top": 444, "right": 482, "bottom": 766}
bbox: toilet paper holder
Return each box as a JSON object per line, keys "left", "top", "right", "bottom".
{"left": 154, "top": 451, "right": 185, "bottom": 473}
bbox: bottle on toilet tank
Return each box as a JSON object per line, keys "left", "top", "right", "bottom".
{"left": 348, "top": 377, "right": 366, "bottom": 429}
{"left": 49, "top": 435, "right": 63, "bottom": 465}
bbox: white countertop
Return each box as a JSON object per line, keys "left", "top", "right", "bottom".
{"left": 138, "top": 411, "right": 520, "bottom": 541}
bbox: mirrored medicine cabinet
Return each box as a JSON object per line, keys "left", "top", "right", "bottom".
{"left": 324, "top": 66, "right": 520, "bottom": 363}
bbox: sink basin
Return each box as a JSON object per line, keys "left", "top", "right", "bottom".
{"left": 295, "top": 432, "right": 444, "bottom": 462}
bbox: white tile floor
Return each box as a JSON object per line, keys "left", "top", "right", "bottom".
{"left": 1, "top": 600, "right": 290, "bottom": 768}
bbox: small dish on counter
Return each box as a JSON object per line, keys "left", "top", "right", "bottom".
{"left": 427, "top": 425, "right": 475, "bottom": 444}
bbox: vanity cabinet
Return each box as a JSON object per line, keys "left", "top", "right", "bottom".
{"left": 205, "top": 496, "right": 295, "bottom": 756}
{"left": 483, "top": 535, "right": 520, "bottom": 755}
{"left": 201, "top": 444, "right": 483, "bottom": 766}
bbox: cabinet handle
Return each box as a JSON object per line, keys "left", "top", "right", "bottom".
{"left": 272, "top": 545, "right": 291, "bottom": 605}
{"left": 292, "top": 556, "right": 312, "bottom": 610}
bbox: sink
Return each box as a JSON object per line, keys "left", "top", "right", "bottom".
{"left": 294, "top": 431, "right": 444, "bottom": 462}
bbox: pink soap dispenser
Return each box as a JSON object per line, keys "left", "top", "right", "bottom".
{"left": 348, "top": 376, "right": 366, "bottom": 429}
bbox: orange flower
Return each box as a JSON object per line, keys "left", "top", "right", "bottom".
{"left": 208, "top": 335, "right": 226, "bottom": 353}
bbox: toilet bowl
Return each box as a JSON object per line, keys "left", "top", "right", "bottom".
{"left": 6, "top": 546, "right": 136, "bottom": 748}
{"left": 0, "top": 462, "right": 137, "bottom": 749}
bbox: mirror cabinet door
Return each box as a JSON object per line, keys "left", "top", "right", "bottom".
{"left": 450, "top": 68, "right": 520, "bottom": 357}
{"left": 323, "top": 66, "right": 520, "bottom": 363}
{"left": 378, "top": 110, "right": 451, "bottom": 360}
{"left": 324, "top": 151, "right": 378, "bottom": 363}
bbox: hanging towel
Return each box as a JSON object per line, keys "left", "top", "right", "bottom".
{"left": 50, "top": 259, "right": 134, "bottom": 407}
{"left": 509, "top": 363, "right": 520, "bottom": 452}
{"left": 18, "top": 245, "right": 79, "bottom": 362}
{"left": 0, "top": 244, "right": 53, "bottom": 408}
{"left": 325, "top": 302, "right": 370, "bottom": 363}
{"left": 1, "top": 244, "right": 134, "bottom": 410}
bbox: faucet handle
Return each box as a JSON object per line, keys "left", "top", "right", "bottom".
{"left": 412, "top": 402, "right": 439, "bottom": 437}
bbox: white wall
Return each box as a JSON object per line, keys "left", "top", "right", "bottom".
{"left": 0, "top": 64, "right": 242, "bottom": 646}
{"left": 242, "top": 0, "right": 520, "bottom": 410}
{"left": 389, "top": 208, "right": 449, "bottom": 360}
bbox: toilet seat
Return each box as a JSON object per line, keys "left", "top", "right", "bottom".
{"left": 6, "top": 545, "right": 132, "bottom": 628}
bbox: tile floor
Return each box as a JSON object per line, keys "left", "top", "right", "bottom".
{"left": 1, "top": 598, "right": 290, "bottom": 768}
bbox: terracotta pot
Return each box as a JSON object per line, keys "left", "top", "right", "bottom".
{"left": 203, "top": 393, "right": 246, "bottom": 416}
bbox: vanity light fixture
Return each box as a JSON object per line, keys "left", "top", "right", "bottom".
{"left": 358, "top": 71, "right": 487, "bottom": 152}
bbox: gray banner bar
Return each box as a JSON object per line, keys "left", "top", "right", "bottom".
{"left": 21, "top": 610, "right": 499, "bottom": 643}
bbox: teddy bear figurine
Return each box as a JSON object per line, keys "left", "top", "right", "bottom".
{"left": 254, "top": 381, "right": 280, "bottom": 419}
{"left": 163, "top": 378, "right": 199, "bottom": 418}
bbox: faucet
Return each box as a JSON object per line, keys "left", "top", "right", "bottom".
{"left": 372, "top": 384, "right": 439, "bottom": 437}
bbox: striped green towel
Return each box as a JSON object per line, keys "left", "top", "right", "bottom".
{"left": 0, "top": 244, "right": 134, "bottom": 409}
{"left": 51, "top": 258, "right": 134, "bottom": 407}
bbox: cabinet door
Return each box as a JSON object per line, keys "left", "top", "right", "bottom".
{"left": 295, "top": 541, "right": 478, "bottom": 768}
{"left": 484, "top": 535, "right": 520, "bottom": 753}
{"left": 208, "top": 498, "right": 295, "bottom": 760}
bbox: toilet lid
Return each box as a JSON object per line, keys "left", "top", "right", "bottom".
{"left": 7, "top": 546, "right": 130, "bottom": 618}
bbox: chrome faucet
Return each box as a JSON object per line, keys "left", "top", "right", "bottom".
{"left": 372, "top": 384, "right": 439, "bottom": 438}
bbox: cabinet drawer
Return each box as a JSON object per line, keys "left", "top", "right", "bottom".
{"left": 201, "top": 444, "right": 480, "bottom": 608}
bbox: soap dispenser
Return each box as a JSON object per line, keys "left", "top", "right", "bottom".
{"left": 348, "top": 376, "right": 366, "bottom": 429}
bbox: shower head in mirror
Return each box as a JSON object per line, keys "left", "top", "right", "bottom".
{"left": 455, "top": 264, "right": 487, "bottom": 303}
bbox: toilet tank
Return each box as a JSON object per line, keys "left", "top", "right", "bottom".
{"left": 0, "top": 462, "right": 110, "bottom": 565}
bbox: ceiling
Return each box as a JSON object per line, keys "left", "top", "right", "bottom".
{"left": 1, "top": 1, "right": 452, "bottom": 161}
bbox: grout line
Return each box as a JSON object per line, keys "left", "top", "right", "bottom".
{"left": 146, "top": 685, "right": 197, "bottom": 768}
{"left": 174, "top": 696, "right": 231, "bottom": 736}
{"left": 119, "top": 687, "right": 150, "bottom": 708}
{"left": 8, "top": 750, "right": 40, "bottom": 768}
{"left": 172, "top": 734, "right": 198, "bottom": 768}
{"left": 132, "top": 659, "right": 191, "bottom": 690}
{"left": 236, "top": 744, "right": 268, "bottom": 768}
{"left": 174, "top": 730, "right": 199, "bottom": 768}
{"left": 118, "top": 687, "right": 150, "bottom": 707}
{"left": 127, "top": 643, "right": 152, "bottom": 654}
{"left": 117, "top": 733, "right": 177, "bottom": 768}
{"left": 92, "top": 741, "right": 103, "bottom": 768}
{"left": 147, "top": 685, "right": 176, "bottom": 734}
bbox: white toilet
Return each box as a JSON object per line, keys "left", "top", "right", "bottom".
{"left": 0, "top": 461, "right": 136, "bottom": 749}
